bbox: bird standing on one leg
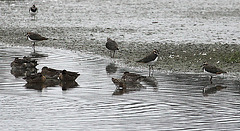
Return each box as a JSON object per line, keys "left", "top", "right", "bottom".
{"left": 26, "top": 32, "right": 48, "bottom": 52}
{"left": 29, "top": 5, "right": 38, "bottom": 20}
{"left": 201, "top": 62, "right": 227, "bottom": 84}
{"left": 106, "top": 38, "right": 119, "bottom": 58}
{"left": 136, "top": 49, "right": 159, "bottom": 76}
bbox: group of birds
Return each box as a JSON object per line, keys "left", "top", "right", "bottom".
{"left": 10, "top": 56, "right": 80, "bottom": 90}
{"left": 26, "top": 5, "right": 227, "bottom": 87}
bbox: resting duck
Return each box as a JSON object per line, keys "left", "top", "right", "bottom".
{"left": 121, "top": 71, "right": 146, "bottom": 83}
{"left": 11, "top": 57, "right": 38, "bottom": 69}
{"left": 59, "top": 70, "right": 80, "bottom": 81}
{"left": 23, "top": 73, "right": 46, "bottom": 83}
{"left": 41, "top": 66, "right": 61, "bottom": 79}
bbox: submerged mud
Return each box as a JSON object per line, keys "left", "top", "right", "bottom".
{"left": 0, "top": 0, "right": 239, "bottom": 73}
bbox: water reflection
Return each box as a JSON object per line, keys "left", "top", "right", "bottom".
{"left": 106, "top": 63, "right": 118, "bottom": 74}
{"left": 203, "top": 85, "right": 227, "bottom": 96}
{"left": 29, "top": 52, "right": 48, "bottom": 58}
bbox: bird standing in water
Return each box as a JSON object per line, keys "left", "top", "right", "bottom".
{"left": 26, "top": 32, "right": 48, "bottom": 52}
{"left": 201, "top": 62, "right": 227, "bottom": 84}
{"left": 136, "top": 49, "right": 159, "bottom": 76}
{"left": 106, "top": 38, "right": 119, "bottom": 58}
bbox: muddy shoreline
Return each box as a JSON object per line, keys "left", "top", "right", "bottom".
{"left": 1, "top": 0, "right": 239, "bottom": 73}
{"left": 1, "top": 26, "right": 239, "bottom": 73}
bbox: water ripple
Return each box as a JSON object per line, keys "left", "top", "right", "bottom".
{"left": 0, "top": 43, "right": 240, "bottom": 130}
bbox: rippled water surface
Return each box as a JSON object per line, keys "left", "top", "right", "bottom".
{"left": 0, "top": 43, "right": 240, "bottom": 130}
{"left": 1, "top": 0, "right": 240, "bottom": 130}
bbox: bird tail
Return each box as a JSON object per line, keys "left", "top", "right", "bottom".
{"left": 43, "top": 37, "right": 48, "bottom": 40}
{"left": 136, "top": 60, "right": 143, "bottom": 63}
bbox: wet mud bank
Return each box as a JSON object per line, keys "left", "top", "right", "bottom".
{"left": 1, "top": 26, "right": 239, "bottom": 73}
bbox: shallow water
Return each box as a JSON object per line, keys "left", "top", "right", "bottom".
{"left": 0, "top": 43, "right": 240, "bottom": 130}
{"left": 1, "top": 0, "right": 240, "bottom": 130}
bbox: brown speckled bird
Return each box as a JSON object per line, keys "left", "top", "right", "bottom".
{"left": 106, "top": 38, "right": 119, "bottom": 58}
{"left": 59, "top": 70, "right": 80, "bottom": 81}
{"left": 41, "top": 66, "right": 61, "bottom": 79}
{"left": 23, "top": 73, "right": 46, "bottom": 83}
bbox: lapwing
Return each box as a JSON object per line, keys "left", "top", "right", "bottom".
{"left": 136, "top": 49, "right": 159, "bottom": 76}
{"left": 26, "top": 32, "right": 48, "bottom": 52}
{"left": 106, "top": 38, "right": 119, "bottom": 58}
{"left": 59, "top": 70, "right": 80, "bottom": 81}
{"left": 201, "top": 62, "right": 227, "bottom": 84}
{"left": 29, "top": 5, "right": 38, "bottom": 19}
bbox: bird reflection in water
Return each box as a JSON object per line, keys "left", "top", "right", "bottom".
{"left": 111, "top": 71, "right": 158, "bottom": 95}
{"left": 29, "top": 51, "right": 48, "bottom": 58}
{"left": 106, "top": 63, "right": 118, "bottom": 74}
{"left": 202, "top": 85, "right": 227, "bottom": 96}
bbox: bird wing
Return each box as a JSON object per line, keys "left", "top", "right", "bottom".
{"left": 106, "top": 41, "right": 119, "bottom": 50}
{"left": 205, "top": 65, "right": 227, "bottom": 74}
{"left": 136, "top": 52, "right": 157, "bottom": 63}
{"left": 29, "top": 33, "right": 48, "bottom": 40}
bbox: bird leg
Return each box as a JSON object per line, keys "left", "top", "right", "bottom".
{"left": 32, "top": 42, "right": 36, "bottom": 53}
{"left": 209, "top": 76, "right": 213, "bottom": 84}
{"left": 148, "top": 65, "right": 151, "bottom": 77}
{"left": 112, "top": 51, "right": 115, "bottom": 58}
{"left": 151, "top": 65, "right": 154, "bottom": 77}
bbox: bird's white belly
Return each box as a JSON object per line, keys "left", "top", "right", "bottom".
{"left": 30, "top": 11, "right": 37, "bottom": 16}
{"left": 148, "top": 56, "right": 158, "bottom": 66}
{"left": 28, "top": 37, "right": 36, "bottom": 42}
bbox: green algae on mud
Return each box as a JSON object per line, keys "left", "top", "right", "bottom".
{"left": 1, "top": 27, "right": 239, "bottom": 73}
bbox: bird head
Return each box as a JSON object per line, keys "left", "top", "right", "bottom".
{"left": 25, "top": 32, "right": 31, "bottom": 37}
{"left": 107, "top": 38, "right": 112, "bottom": 42}
{"left": 153, "top": 49, "right": 159, "bottom": 55}
{"left": 42, "top": 66, "right": 48, "bottom": 71}
{"left": 201, "top": 62, "right": 208, "bottom": 67}
{"left": 61, "top": 70, "right": 67, "bottom": 74}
